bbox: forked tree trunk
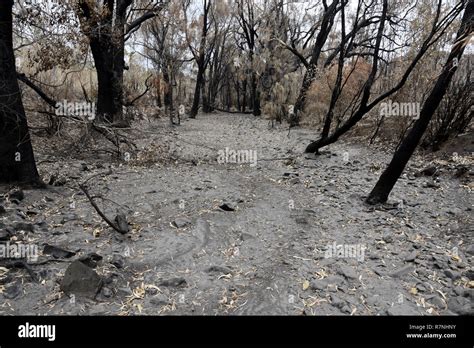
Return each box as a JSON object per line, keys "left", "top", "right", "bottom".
{"left": 367, "top": 0, "right": 473, "bottom": 204}
{"left": 0, "top": 0, "right": 41, "bottom": 185}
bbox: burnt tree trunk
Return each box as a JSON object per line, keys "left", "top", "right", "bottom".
{"left": 291, "top": 0, "right": 339, "bottom": 126}
{"left": 78, "top": 0, "right": 129, "bottom": 126}
{"left": 367, "top": 0, "right": 473, "bottom": 204}
{"left": 189, "top": 0, "right": 211, "bottom": 119}
{"left": 0, "top": 0, "right": 41, "bottom": 185}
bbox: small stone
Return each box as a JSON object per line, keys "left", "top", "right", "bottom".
{"left": 465, "top": 245, "right": 474, "bottom": 256}
{"left": 219, "top": 203, "right": 235, "bottom": 212}
{"left": 390, "top": 265, "right": 415, "bottom": 278}
{"left": 415, "top": 166, "right": 437, "bottom": 177}
{"left": 13, "top": 222, "right": 34, "bottom": 232}
{"left": 8, "top": 189, "right": 24, "bottom": 202}
{"left": 3, "top": 283, "right": 22, "bottom": 299}
{"left": 110, "top": 254, "right": 125, "bottom": 269}
{"left": 444, "top": 269, "right": 461, "bottom": 281}
{"left": 101, "top": 287, "right": 113, "bottom": 298}
{"left": 172, "top": 217, "right": 192, "bottom": 229}
{"left": 0, "top": 205, "right": 5, "bottom": 214}
{"left": 382, "top": 234, "right": 393, "bottom": 243}
{"left": 159, "top": 277, "right": 187, "bottom": 288}
{"left": 0, "top": 229, "right": 10, "bottom": 241}
{"left": 79, "top": 253, "right": 103, "bottom": 268}
{"left": 205, "top": 265, "right": 232, "bottom": 274}
{"left": 463, "top": 270, "right": 474, "bottom": 280}
{"left": 288, "top": 177, "right": 300, "bottom": 185}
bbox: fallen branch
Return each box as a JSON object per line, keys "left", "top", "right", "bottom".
{"left": 79, "top": 183, "right": 129, "bottom": 234}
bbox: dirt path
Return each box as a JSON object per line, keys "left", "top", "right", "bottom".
{"left": 1, "top": 112, "right": 472, "bottom": 315}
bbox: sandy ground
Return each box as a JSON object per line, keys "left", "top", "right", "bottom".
{"left": 0, "top": 112, "right": 472, "bottom": 315}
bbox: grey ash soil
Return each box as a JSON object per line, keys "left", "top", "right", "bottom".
{"left": 0, "top": 112, "right": 473, "bottom": 315}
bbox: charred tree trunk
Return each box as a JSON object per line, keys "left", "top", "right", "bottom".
{"left": 291, "top": 0, "right": 339, "bottom": 126}
{"left": 90, "top": 33, "right": 125, "bottom": 125}
{"left": 156, "top": 75, "right": 162, "bottom": 108}
{"left": 0, "top": 0, "right": 41, "bottom": 185}
{"left": 190, "top": 65, "right": 205, "bottom": 118}
{"left": 78, "top": 0, "right": 129, "bottom": 126}
{"left": 189, "top": 0, "right": 211, "bottom": 119}
{"left": 367, "top": 0, "right": 473, "bottom": 204}
{"left": 241, "top": 78, "right": 247, "bottom": 113}
{"left": 251, "top": 70, "right": 261, "bottom": 116}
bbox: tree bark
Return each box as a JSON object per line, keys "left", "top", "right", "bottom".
{"left": 367, "top": 0, "right": 473, "bottom": 204}
{"left": 0, "top": 0, "right": 41, "bottom": 185}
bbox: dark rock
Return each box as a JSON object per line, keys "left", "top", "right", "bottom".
{"left": 0, "top": 229, "right": 10, "bottom": 241}
{"left": 114, "top": 213, "right": 129, "bottom": 234}
{"left": 444, "top": 269, "right": 461, "bottom": 281}
{"left": 53, "top": 176, "right": 67, "bottom": 187}
{"left": 416, "top": 283, "right": 427, "bottom": 292}
{"left": 60, "top": 260, "right": 103, "bottom": 298}
{"left": 465, "top": 244, "right": 474, "bottom": 256}
{"left": 288, "top": 177, "right": 300, "bottom": 185}
{"left": 239, "top": 233, "right": 254, "bottom": 241}
{"left": 390, "top": 265, "right": 415, "bottom": 278}
{"left": 13, "top": 222, "right": 34, "bottom": 233}
{"left": 79, "top": 253, "right": 103, "bottom": 268}
{"left": 4, "top": 282, "right": 22, "bottom": 299}
{"left": 219, "top": 203, "right": 235, "bottom": 212}
{"left": 382, "top": 234, "right": 393, "bottom": 243}
{"left": 159, "top": 277, "right": 187, "bottom": 288}
{"left": 447, "top": 296, "right": 472, "bottom": 315}
{"left": 101, "top": 287, "right": 113, "bottom": 298}
{"left": 341, "top": 305, "right": 352, "bottom": 314}
{"left": 415, "top": 166, "right": 437, "bottom": 177}
{"left": 295, "top": 216, "right": 308, "bottom": 224}
{"left": 0, "top": 205, "right": 5, "bottom": 214}
{"left": 172, "top": 217, "right": 192, "bottom": 229}
{"left": 8, "top": 189, "right": 24, "bottom": 202}
{"left": 110, "top": 254, "right": 125, "bottom": 269}
{"left": 464, "top": 270, "right": 474, "bottom": 280}
{"left": 205, "top": 265, "right": 232, "bottom": 274}
{"left": 43, "top": 244, "right": 76, "bottom": 259}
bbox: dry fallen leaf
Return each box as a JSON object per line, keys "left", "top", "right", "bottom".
{"left": 302, "top": 280, "right": 310, "bottom": 291}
